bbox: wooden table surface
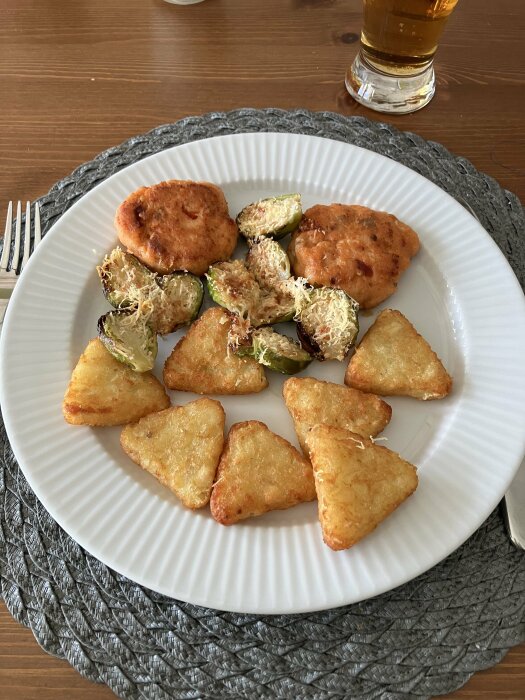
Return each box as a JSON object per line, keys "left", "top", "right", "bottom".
{"left": 0, "top": 0, "right": 523, "bottom": 698}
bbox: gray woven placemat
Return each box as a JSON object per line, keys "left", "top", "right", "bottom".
{"left": 1, "top": 109, "right": 524, "bottom": 700}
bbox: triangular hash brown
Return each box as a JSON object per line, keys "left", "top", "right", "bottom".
{"left": 120, "top": 398, "right": 225, "bottom": 509}
{"left": 210, "top": 421, "right": 316, "bottom": 524}
{"left": 306, "top": 425, "right": 418, "bottom": 551}
{"left": 345, "top": 309, "right": 452, "bottom": 399}
{"left": 63, "top": 338, "right": 169, "bottom": 426}
{"left": 163, "top": 307, "right": 268, "bottom": 395}
{"left": 283, "top": 376, "right": 391, "bottom": 455}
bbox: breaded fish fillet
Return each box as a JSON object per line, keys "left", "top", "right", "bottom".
{"left": 288, "top": 204, "right": 420, "bottom": 309}
{"left": 306, "top": 425, "right": 418, "bottom": 551}
{"left": 210, "top": 421, "right": 316, "bottom": 525}
{"left": 283, "top": 377, "right": 391, "bottom": 456}
{"left": 115, "top": 180, "right": 238, "bottom": 276}
{"left": 63, "top": 338, "right": 170, "bottom": 426}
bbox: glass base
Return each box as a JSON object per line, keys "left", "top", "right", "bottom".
{"left": 345, "top": 52, "right": 435, "bottom": 115}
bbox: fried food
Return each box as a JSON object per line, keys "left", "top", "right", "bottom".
{"left": 63, "top": 338, "right": 170, "bottom": 426}
{"left": 345, "top": 309, "right": 452, "bottom": 399}
{"left": 306, "top": 425, "right": 418, "bottom": 550}
{"left": 210, "top": 421, "right": 316, "bottom": 525}
{"left": 120, "top": 398, "right": 225, "bottom": 509}
{"left": 163, "top": 307, "right": 268, "bottom": 394}
{"left": 115, "top": 180, "right": 238, "bottom": 276}
{"left": 288, "top": 204, "right": 420, "bottom": 309}
{"left": 283, "top": 377, "right": 391, "bottom": 455}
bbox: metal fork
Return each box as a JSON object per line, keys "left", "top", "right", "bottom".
{"left": 0, "top": 201, "right": 41, "bottom": 325}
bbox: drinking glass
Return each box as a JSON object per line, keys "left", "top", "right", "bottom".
{"left": 345, "top": 0, "right": 460, "bottom": 114}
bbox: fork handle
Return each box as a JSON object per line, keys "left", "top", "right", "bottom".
{"left": 0, "top": 300, "right": 7, "bottom": 333}
{"left": 503, "top": 458, "right": 525, "bottom": 549}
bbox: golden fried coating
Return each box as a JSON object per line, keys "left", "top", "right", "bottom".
{"left": 120, "top": 398, "right": 225, "bottom": 509}
{"left": 282, "top": 377, "right": 392, "bottom": 456}
{"left": 345, "top": 309, "right": 452, "bottom": 399}
{"left": 115, "top": 180, "right": 238, "bottom": 276}
{"left": 306, "top": 425, "right": 418, "bottom": 550}
{"left": 63, "top": 338, "right": 170, "bottom": 426}
{"left": 210, "top": 421, "right": 316, "bottom": 525}
{"left": 288, "top": 204, "right": 420, "bottom": 309}
{"left": 163, "top": 307, "right": 268, "bottom": 395}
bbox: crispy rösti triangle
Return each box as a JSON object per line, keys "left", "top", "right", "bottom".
{"left": 63, "top": 338, "right": 170, "bottom": 426}
{"left": 163, "top": 307, "right": 268, "bottom": 394}
{"left": 210, "top": 421, "right": 316, "bottom": 525}
{"left": 345, "top": 309, "right": 452, "bottom": 399}
{"left": 306, "top": 425, "right": 418, "bottom": 551}
{"left": 283, "top": 377, "right": 392, "bottom": 456}
{"left": 120, "top": 398, "right": 225, "bottom": 509}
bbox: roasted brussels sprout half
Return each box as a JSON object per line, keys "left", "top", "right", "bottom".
{"left": 206, "top": 260, "right": 260, "bottom": 319}
{"left": 237, "top": 194, "right": 302, "bottom": 241}
{"left": 97, "top": 248, "right": 158, "bottom": 309}
{"left": 207, "top": 260, "right": 297, "bottom": 327}
{"left": 98, "top": 309, "right": 158, "bottom": 372}
{"left": 296, "top": 287, "right": 359, "bottom": 362}
{"left": 154, "top": 272, "right": 204, "bottom": 335}
{"left": 246, "top": 238, "right": 291, "bottom": 289}
{"left": 235, "top": 327, "right": 312, "bottom": 375}
{"left": 252, "top": 286, "right": 296, "bottom": 326}
{"left": 98, "top": 248, "right": 203, "bottom": 336}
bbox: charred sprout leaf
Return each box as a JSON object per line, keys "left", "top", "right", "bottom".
{"left": 295, "top": 287, "right": 359, "bottom": 361}
{"left": 237, "top": 194, "right": 302, "bottom": 241}
{"left": 246, "top": 238, "right": 291, "bottom": 289}
{"left": 97, "top": 248, "right": 158, "bottom": 309}
{"left": 206, "top": 260, "right": 261, "bottom": 318}
{"left": 154, "top": 272, "right": 204, "bottom": 335}
{"left": 236, "top": 327, "right": 312, "bottom": 375}
{"left": 98, "top": 309, "right": 157, "bottom": 372}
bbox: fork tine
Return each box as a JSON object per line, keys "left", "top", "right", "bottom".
{"left": 34, "top": 202, "right": 41, "bottom": 249}
{"left": 11, "top": 201, "right": 22, "bottom": 273}
{"left": 21, "top": 202, "right": 32, "bottom": 271}
{"left": 0, "top": 201, "right": 13, "bottom": 272}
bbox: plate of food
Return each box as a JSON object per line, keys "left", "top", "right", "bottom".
{"left": 2, "top": 132, "right": 525, "bottom": 614}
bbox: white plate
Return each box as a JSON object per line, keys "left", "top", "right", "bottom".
{"left": 2, "top": 133, "right": 525, "bottom": 614}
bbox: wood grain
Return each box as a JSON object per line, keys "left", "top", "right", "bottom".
{"left": 0, "top": 0, "right": 523, "bottom": 698}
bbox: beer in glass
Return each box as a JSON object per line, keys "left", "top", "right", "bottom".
{"left": 346, "top": 0, "right": 460, "bottom": 114}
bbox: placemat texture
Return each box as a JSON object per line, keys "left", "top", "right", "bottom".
{"left": 1, "top": 109, "right": 524, "bottom": 700}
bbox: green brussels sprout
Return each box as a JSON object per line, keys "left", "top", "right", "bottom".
{"left": 206, "top": 259, "right": 300, "bottom": 328}
{"left": 206, "top": 260, "right": 260, "bottom": 319}
{"left": 97, "top": 309, "right": 157, "bottom": 372}
{"left": 154, "top": 272, "right": 204, "bottom": 335}
{"left": 97, "top": 248, "right": 157, "bottom": 309}
{"left": 246, "top": 237, "right": 291, "bottom": 289}
{"left": 98, "top": 248, "right": 204, "bottom": 336}
{"left": 236, "top": 327, "right": 312, "bottom": 375}
{"left": 295, "top": 287, "right": 359, "bottom": 361}
{"left": 236, "top": 194, "right": 302, "bottom": 241}
{"left": 251, "top": 287, "right": 296, "bottom": 326}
